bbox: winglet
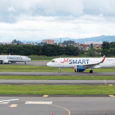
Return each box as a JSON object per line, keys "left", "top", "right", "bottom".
{"left": 101, "top": 55, "right": 106, "bottom": 63}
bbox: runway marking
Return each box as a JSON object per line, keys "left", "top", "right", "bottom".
{"left": 25, "top": 101, "right": 53, "bottom": 105}
{"left": 109, "top": 95, "right": 115, "bottom": 97}
{"left": 108, "top": 84, "right": 113, "bottom": 86}
{"left": 0, "top": 99, "right": 19, "bottom": 103}
{"left": 52, "top": 104, "right": 71, "bottom": 115}
{"left": 42, "top": 95, "right": 48, "bottom": 98}
{"left": 0, "top": 102, "right": 8, "bottom": 104}
{"left": 9, "top": 104, "right": 18, "bottom": 108}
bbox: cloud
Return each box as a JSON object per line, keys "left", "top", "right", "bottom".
{"left": 0, "top": 14, "right": 115, "bottom": 42}
{"left": 0, "top": 0, "right": 115, "bottom": 42}
{"left": 0, "top": 0, "right": 114, "bottom": 24}
{"left": 83, "top": 0, "right": 115, "bottom": 16}
{"left": 0, "top": 0, "right": 115, "bottom": 22}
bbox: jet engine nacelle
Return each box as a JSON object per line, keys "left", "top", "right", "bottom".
{"left": 74, "top": 65, "right": 85, "bottom": 72}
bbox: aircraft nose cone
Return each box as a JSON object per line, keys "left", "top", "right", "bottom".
{"left": 47, "top": 62, "right": 50, "bottom": 66}
{"left": 47, "top": 62, "right": 52, "bottom": 67}
{"left": 28, "top": 58, "right": 31, "bottom": 61}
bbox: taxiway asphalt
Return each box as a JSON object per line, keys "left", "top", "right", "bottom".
{"left": 9, "top": 61, "right": 48, "bottom": 66}
{"left": 0, "top": 72, "right": 115, "bottom": 76}
{"left": 0, "top": 96, "right": 115, "bottom": 115}
{"left": 0, "top": 80, "right": 115, "bottom": 85}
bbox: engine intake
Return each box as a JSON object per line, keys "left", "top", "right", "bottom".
{"left": 74, "top": 65, "right": 85, "bottom": 72}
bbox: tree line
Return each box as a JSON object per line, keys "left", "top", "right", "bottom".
{"left": 0, "top": 42, "right": 114, "bottom": 56}
{"left": 0, "top": 44, "right": 80, "bottom": 56}
{"left": 102, "top": 42, "right": 115, "bottom": 56}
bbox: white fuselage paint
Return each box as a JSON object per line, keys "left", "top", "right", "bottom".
{"left": 0, "top": 55, "right": 31, "bottom": 64}
{"left": 47, "top": 57, "right": 115, "bottom": 68}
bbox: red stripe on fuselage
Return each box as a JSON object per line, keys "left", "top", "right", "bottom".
{"left": 61, "top": 58, "right": 69, "bottom": 63}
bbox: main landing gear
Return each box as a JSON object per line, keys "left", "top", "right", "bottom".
{"left": 89, "top": 70, "right": 93, "bottom": 73}
{"left": 58, "top": 67, "right": 61, "bottom": 73}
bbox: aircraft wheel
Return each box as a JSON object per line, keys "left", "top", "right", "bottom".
{"left": 0, "top": 60, "right": 3, "bottom": 64}
{"left": 89, "top": 70, "right": 93, "bottom": 73}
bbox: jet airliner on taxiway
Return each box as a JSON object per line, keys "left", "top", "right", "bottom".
{"left": 47, "top": 56, "right": 115, "bottom": 73}
{"left": 0, "top": 55, "right": 31, "bottom": 64}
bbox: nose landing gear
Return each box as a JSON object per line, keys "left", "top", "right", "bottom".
{"left": 58, "top": 67, "right": 61, "bottom": 73}
{"left": 89, "top": 70, "right": 93, "bottom": 73}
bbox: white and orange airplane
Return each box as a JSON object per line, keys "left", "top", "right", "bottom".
{"left": 47, "top": 56, "right": 115, "bottom": 73}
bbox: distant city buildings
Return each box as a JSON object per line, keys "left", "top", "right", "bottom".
{"left": 58, "top": 41, "right": 102, "bottom": 51}
{"left": 0, "top": 39, "right": 103, "bottom": 51}
{"left": 42, "top": 39, "right": 54, "bottom": 45}
{"left": 84, "top": 41, "right": 103, "bottom": 45}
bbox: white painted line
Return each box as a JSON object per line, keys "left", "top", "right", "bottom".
{"left": 0, "top": 99, "right": 19, "bottom": 103}
{"left": 25, "top": 101, "right": 53, "bottom": 105}
{"left": 0, "top": 102, "right": 8, "bottom": 104}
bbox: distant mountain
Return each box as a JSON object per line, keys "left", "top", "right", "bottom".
{"left": 54, "top": 35, "right": 115, "bottom": 43}
{"left": 74, "top": 35, "right": 115, "bottom": 43}
{"left": 20, "top": 35, "right": 115, "bottom": 44}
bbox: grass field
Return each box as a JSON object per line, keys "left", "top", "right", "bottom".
{"left": 0, "top": 64, "right": 114, "bottom": 95}
{"left": 0, "top": 85, "right": 115, "bottom": 95}
{"left": 0, "top": 65, "right": 114, "bottom": 72}
{"left": 0, "top": 75, "right": 115, "bottom": 80}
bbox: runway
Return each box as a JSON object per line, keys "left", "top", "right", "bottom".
{"left": 0, "top": 96, "right": 115, "bottom": 115}
{"left": 0, "top": 72, "right": 115, "bottom": 76}
{"left": 0, "top": 80, "right": 115, "bottom": 85}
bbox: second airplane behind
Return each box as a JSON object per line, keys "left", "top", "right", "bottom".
{"left": 0, "top": 55, "right": 31, "bottom": 64}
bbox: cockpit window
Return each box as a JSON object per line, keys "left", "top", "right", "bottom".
{"left": 51, "top": 60, "right": 55, "bottom": 62}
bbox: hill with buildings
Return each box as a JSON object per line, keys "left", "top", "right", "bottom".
{"left": 55, "top": 35, "right": 115, "bottom": 43}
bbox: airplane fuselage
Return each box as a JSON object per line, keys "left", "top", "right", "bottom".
{"left": 47, "top": 57, "right": 115, "bottom": 68}
{"left": 0, "top": 55, "right": 31, "bottom": 64}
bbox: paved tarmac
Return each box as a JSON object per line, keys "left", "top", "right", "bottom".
{"left": 9, "top": 61, "right": 48, "bottom": 66}
{"left": 0, "top": 96, "right": 115, "bottom": 115}
{"left": 0, "top": 80, "right": 115, "bottom": 85}
{"left": 0, "top": 72, "right": 115, "bottom": 76}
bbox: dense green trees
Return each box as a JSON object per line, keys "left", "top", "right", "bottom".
{"left": 0, "top": 44, "right": 80, "bottom": 56}
{"left": 102, "top": 42, "right": 115, "bottom": 56}
{"left": 0, "top": 42, "right": 114, "bottom": 56}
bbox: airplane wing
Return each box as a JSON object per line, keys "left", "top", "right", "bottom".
{"left": 83, "top": 56, "right": 106, "bottom": 69}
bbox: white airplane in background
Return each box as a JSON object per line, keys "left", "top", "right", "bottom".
{"left": 47, "top": 56, "right": 115, "bottom": 73}
{"left": 0, "top": 55, "right": 31, "bottom": 64}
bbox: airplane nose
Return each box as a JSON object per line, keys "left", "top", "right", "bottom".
{"left": 47, "top": 62, "right": 50, "bottom": 66}
{"left": 47, "top": 62, "right": 51, "bottom": 67}
{"left": 28, "top": 58, "right": 31, "bottom": 61}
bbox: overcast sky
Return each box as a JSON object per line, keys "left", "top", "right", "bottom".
{"left": 0, "top": 0, "right": 115, "bottom": 42}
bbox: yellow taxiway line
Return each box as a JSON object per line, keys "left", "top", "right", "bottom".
{"left": 9, "top": 104, "right": 18, "bottom": 108}
{"left": 52, "top": 104, "right": 71, "bottom": 115}
{"left": 109, "top": 95, "right": 115, "bottom": 97}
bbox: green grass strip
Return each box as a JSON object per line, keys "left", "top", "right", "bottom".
{"left": 0, "top": 85, "right": 115, "bottom": 95}
{"left": 0, "top": 65, "right": 114, "bottom": 72}
{"left": 0, "top": 75, "right": 115, "bottom": 80}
